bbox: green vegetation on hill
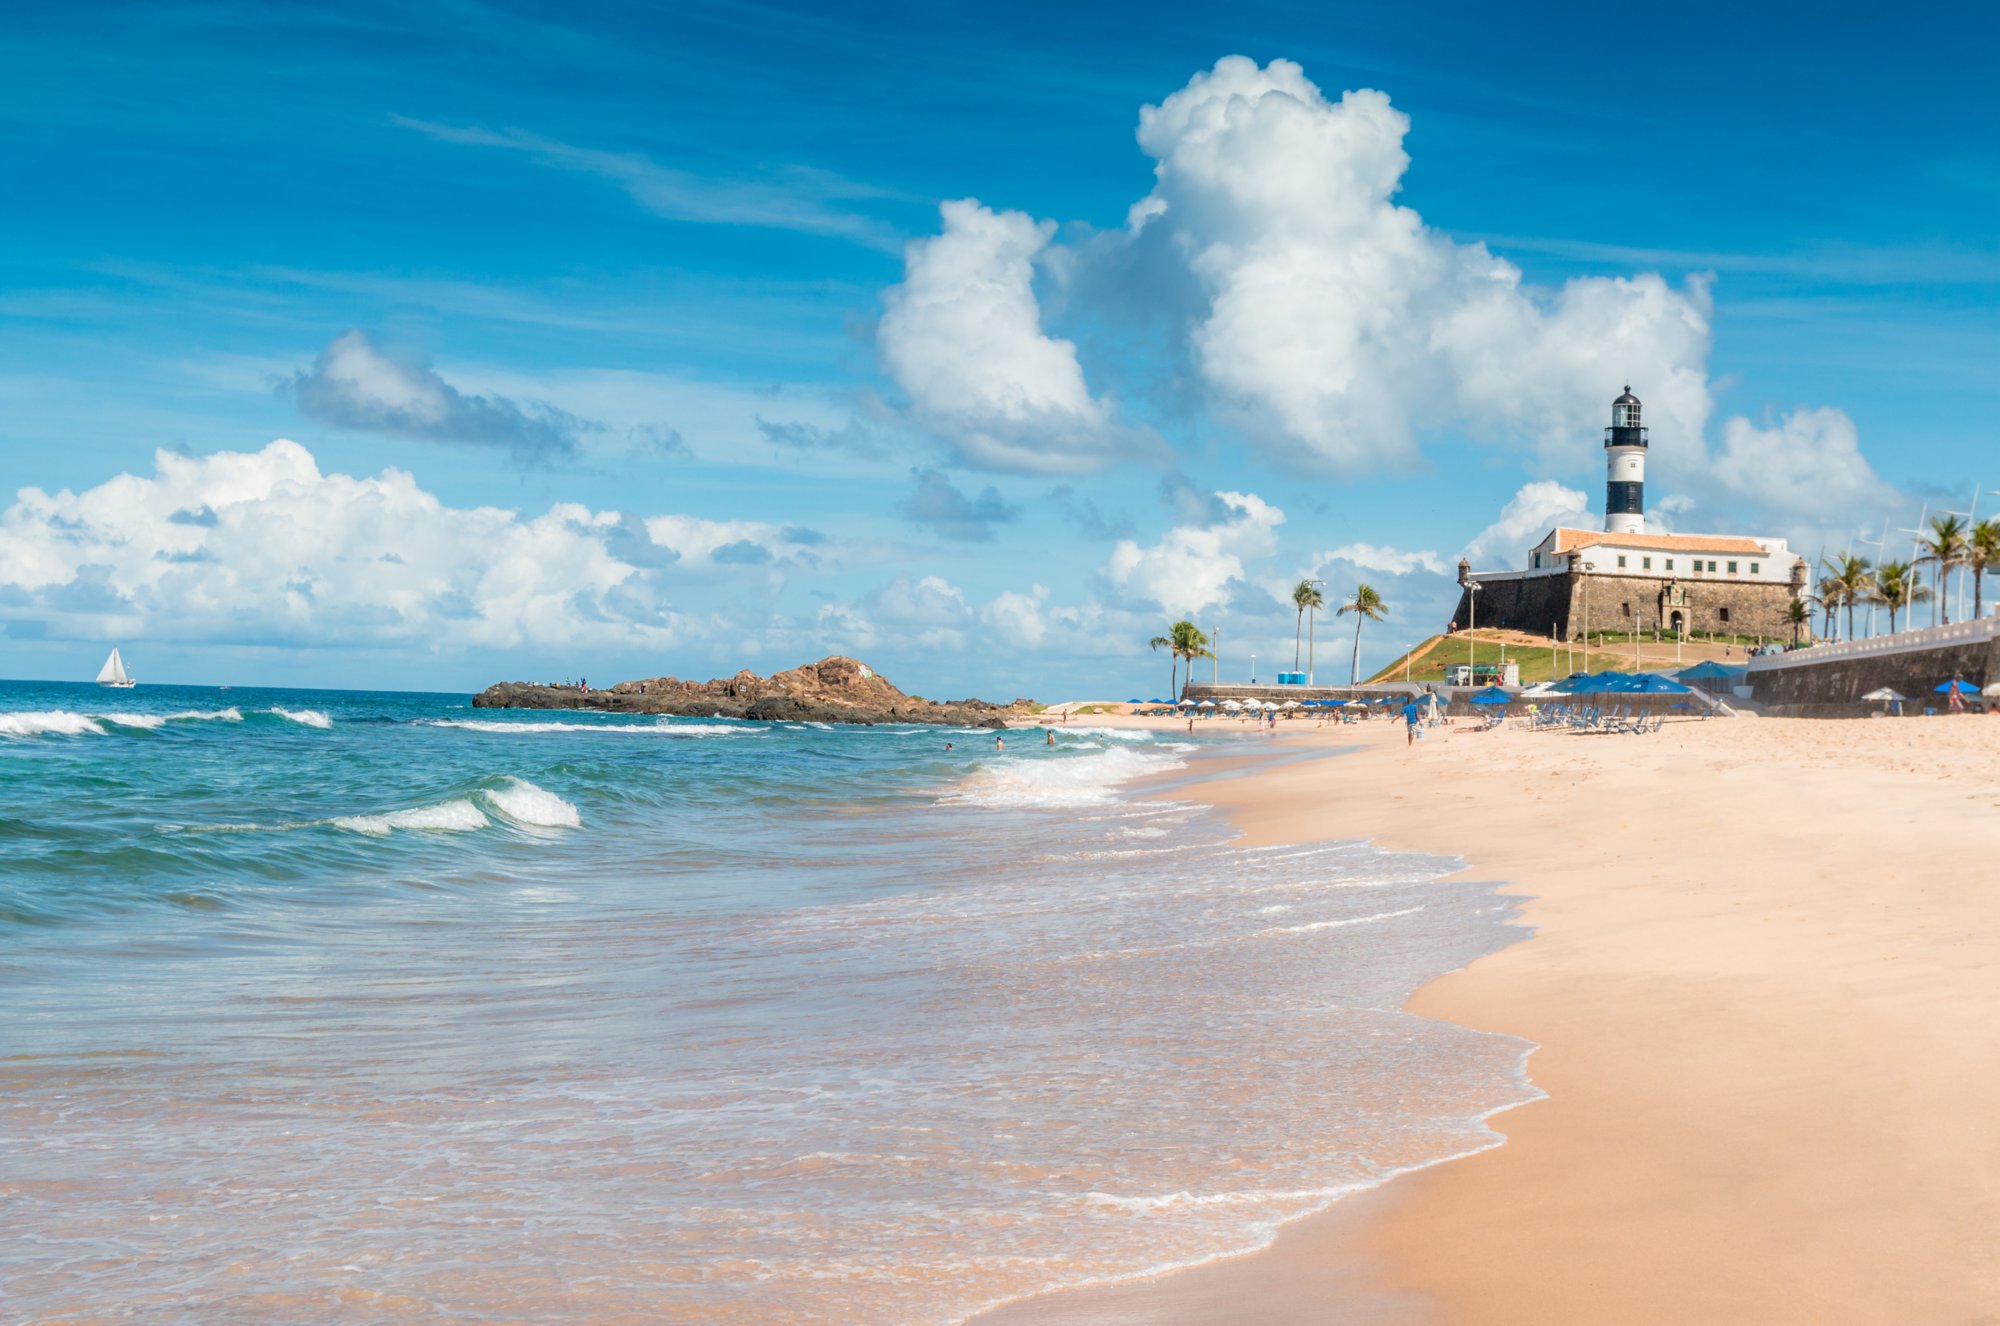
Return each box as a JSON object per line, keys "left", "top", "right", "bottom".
{"left": 1373, "top": 632, "right": 1776, "bottom": 686}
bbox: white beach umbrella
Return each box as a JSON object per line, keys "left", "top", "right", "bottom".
{"left": 1861, "top": 687, "right": 1908, "bottom": 702}
{"left": 1199, "top": 699, "right": 1217, "bottom": 708}
{"left": 1222, "top": 699, "right": 1242, "bottom": 710}
{"left": 1984, "top": 683, "right": 2000, "bottom": 699}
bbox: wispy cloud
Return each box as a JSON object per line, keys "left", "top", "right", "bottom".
{"left": 1473, "top": 233, "right": 2000, "bottom": 286}
{"left": 392, "top": 115, "right": 901, "bottom": 251}
{"left": 283, "top": 329, "right": 593, "bottom": 462}
{"left": 897, "top": 468, "right": 1020, "bottom": 542}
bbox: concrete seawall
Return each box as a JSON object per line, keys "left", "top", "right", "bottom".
{"left": 1746, "top": 619, "right": 1998, "bottom": 714}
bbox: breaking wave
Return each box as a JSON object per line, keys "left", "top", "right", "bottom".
{"left": 424, "top": 719, "right": 756, "bottom": 737}
{"left": 331, "top": 779, "right": 582, "bottom": 837}
{"left": 939, "top": 745, "right": 1184, "bottom": 810}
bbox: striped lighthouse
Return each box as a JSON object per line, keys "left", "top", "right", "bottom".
{"left": 1604, "top": 385, "right": 1647, "bottom": 535}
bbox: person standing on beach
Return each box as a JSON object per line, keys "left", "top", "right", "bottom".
{"left": 1402, "top": 699, "right": 1423, "bottom": 746}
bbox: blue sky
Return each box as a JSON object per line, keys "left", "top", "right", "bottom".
{"left": 3, "top": 1, "right": 1995, "bottom": 696}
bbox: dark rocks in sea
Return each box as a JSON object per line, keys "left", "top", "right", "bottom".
{"left": 472, "top": 655, "right": 1025, "bottom": 729}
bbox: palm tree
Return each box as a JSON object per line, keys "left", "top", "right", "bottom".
{"left": 1817, "top": 553, "right": 1871, "bottom": 642}
{"left": 1969, "top": 518, "right": 2000, "bottom": 619}
{"left": 1152, "top": 624, "right": 1208, "bottom": 704}
{"left": 1835, "top": 552, "right": 1873, "bottom": 641}
{"left": 1149, "top": 631, "right": 1176, "bottom": 699}
{"left": 1337, "top": 584, "right": 1388, "bottom": 686}
{"left": 1812, "top": 583, "right": 1838, "bottom": 641}
{"left": 1783, "top": 597, "right": 1811, "bottom": 646}
{"left": 1291, "top": 580, "right": 1324, "bottom": 672}
{"left": 1813, "top": 560, "right": 1849, "bottom": 641}
{"left": 1872, "top": 560, "right": 1929, "bottom": 634}
{"left": 1917, "top": 514, "right": 1968, "bottom": 626}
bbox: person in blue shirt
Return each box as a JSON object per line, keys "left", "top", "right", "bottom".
{"left": 1401, "top": 698, "right": 1423, "bottom": 746}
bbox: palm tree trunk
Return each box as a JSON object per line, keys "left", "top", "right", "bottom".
{"left": 1976, "top": 565, "right": 1985, "bottom": 619}
{"left": 1349, "top": 614, "right": 1363, "bottom": 686}
{"left": 1941, "top": 564, "right": 1952, "bottom": 625}
{"left": 1889, "top": 605, "right": 1898, "bottom": 633}
{"left": 1170, "top": 657, "right": 1178, "bottom": 700}
{"left": 1294, "top": 610, "right": 1303, "bottom": 671}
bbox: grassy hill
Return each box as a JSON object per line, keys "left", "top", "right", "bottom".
{"left": 1371, "top": 628, "right": 1778, "bottom": 686}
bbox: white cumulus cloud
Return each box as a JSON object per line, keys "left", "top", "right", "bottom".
{"left": 878, "top": 199, "right": 1136, "bottom": 473}
{"left": 882, "top": 57, "right": 1725, "bottom": 481}
{"left": 1462, "top": 480, "right": 1594, "bottom": 565}
{"left": 1710, "top": 407, "right": 1898, "bottom": 529}
{"left": 1132, "top": 56, "right": 1715, "bottom": 473}
{"left": 0, "top": 440, "right": 689, "bottom": 650}
{"left": 980, "top": 585, "right": 1050, "bottom": 647}
{"left": 1106, "top": 490, "right": 1285, "bottom": 617}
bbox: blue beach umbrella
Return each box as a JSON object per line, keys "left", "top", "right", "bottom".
{"left": 1935, "top": 679, "right": 1976, "bottom": 694}
{"left": 1552, "top": 671, "right": 1633, "bottom": 694}
{"left": 1614, "top": 673, "right": 1693, "bottom": 695}
{"left": 1466, "top": 685, "right": 1515, "bottom": 705}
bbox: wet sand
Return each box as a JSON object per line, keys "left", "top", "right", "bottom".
{"left": 980, "top": 711, "right": 2000, "bottom": 1324}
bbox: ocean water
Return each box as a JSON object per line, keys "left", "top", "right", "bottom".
{"left": 0, "top": 680, "right": 1537, "bottom": 1324}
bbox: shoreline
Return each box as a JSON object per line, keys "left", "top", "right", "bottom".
{"left": 977, "top": 711, "right": 2000, "bottom": 1324}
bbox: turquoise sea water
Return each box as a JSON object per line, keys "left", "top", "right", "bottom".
{"left": 1, "top": 680, "right": 1536, "bottom": 1323}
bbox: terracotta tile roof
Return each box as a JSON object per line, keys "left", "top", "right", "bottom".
{"left": 1548, "top": 528, "right": 1774, "bottom": 556}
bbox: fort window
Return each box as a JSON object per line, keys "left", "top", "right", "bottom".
{"left": 1707, "top": 560, "right": 1718, "bottom": 572}
{"left": 1727, "top": 561, "right": 1738, "bottom": 574}
{"left": 1665, "top": 558, "right": 1675, "bottom": 571}
{"left": 1621, "top": 601, "right": 1631, "bottom": 617}
{"left": 1533, "top": 552, "right": 1541, "bottom": 567}
{"left": 1643, "top": 557, "right": 1652, "bottom": 570}
{"left": 1719, "top": 606, "right": 1732, "bottom": 623}
{"left": 1750, "top": 562, "right": 1759, "bottom": 575}
{"left": 1617, "top": 555, "right": 1627, "bottom": 568}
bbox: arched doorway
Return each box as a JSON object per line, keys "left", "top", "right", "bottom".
{"left": 1669, "top": 610, "right": 1686, "bottom": 634}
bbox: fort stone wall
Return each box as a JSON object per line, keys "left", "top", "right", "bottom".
{"left": 1454, "top": 572, "right": 1802, "bottom": 642}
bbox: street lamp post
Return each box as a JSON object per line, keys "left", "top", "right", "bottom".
{"left": 1465, "top": 580, "right": 1483, "bottom": 685}
{"left": 1579, "top": 561, "right": 1594, "bottom": 673}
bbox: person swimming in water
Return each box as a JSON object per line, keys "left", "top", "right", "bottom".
{"left": 1046, "top": 730, "right": 1055, "bottom": 747}
{"left": 995, "top": 735, "right": 1004, "bottom": 751}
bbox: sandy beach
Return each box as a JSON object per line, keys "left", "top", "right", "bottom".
{"left": 984, "top": 709, "right": 2000, "bottom": 1324}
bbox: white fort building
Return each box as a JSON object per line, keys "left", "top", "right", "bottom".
{"left": 1451, "top": 387, "right": 1810, "bottom": 642}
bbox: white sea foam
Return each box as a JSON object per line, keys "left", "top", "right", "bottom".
{"left": 0, "top": 707, "right": 255, "bottom": 737}
{"left": 425, "top": 719, "right": 753, "bottom": 736}
{"left": 940, "top": 746, "right": 1183, "bottom": 810}
{"left": 1054, "top": 726, "right": 1156, "bottom": 743}
{"left": 0, "top": 710, "right": 106, "bottom": 738}
{"left": 1245, "top": 905, "right": 1425, "bottom": 939}
{"left": 480, "top": 778, "right": 582, "bottom": 829}
{"left": 268, "top": 707, "right": 332, "bottom": 728}
{"left": 332, "top": 799, "right": 489, "bottom": 836}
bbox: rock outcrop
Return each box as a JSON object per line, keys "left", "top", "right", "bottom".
{"left": 472, "top": 656, "right": 1024, "bottom": 728}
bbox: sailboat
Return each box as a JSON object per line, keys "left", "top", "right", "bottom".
{"left": 96, "top": 648, "right": 136, "bottom": 688}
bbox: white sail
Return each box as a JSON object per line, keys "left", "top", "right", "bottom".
{"left": 96, "top": 648, "right": 132, "bottom": 686}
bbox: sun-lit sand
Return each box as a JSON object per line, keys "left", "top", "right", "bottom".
{"left": 981, "top": 709, "right": 2000, "bottom": 1324}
